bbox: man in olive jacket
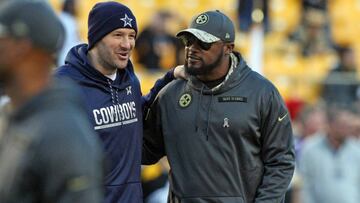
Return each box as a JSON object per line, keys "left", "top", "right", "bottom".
{"left": 143, "top": 10, "right": 295, "bottom": 203}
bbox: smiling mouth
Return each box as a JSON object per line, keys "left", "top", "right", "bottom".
{"left": 187, "top": 55, "right": 201, "bottom": 62}
{"left": 117, "top": 53, "right": 129, "bottom": 60}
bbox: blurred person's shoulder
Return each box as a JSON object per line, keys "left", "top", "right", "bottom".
{"left": 302, "top": 133, "right": 326, "bottom": 152}
{"left": 347, "top": 138, "right": 360, "bottom": 156}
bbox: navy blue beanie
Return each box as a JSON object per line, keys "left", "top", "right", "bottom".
{"left": 87, "top": 1, "right": 137, "bottom": 50}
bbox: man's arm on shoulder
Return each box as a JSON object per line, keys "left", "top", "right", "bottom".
{"left": 142, "top": 65, "right": 186, "bottom": 111}
{"left": 142, "top": 97, "right": 166, "bottom": 165}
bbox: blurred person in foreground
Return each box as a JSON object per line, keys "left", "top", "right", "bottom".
{"left": 55, "top": 1, "right": 185, "bottom": 202}
{"left": 143, "top": 10, "right": 295, "bottom": 203}
{"left": 300, "top": 104, "right": 360, "bottom": 203}
{"left": 0, "top": 1, "right": 103, "bottom": 202}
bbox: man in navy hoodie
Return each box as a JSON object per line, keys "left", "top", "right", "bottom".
{"left": 56, "top": 2, "right": 184, "bottom": 203}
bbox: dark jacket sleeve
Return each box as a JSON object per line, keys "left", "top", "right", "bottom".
{"left": 255, "top": 88, "right": 295, "bottom": 203}
{"left": 32, "top": 112, "right": 104, "bottom": 203}
{"left": 142, "top": 96, "right": 166, "bottom": 165}
{"left": 141, "top": 68, "right": 174, "bottom": 113}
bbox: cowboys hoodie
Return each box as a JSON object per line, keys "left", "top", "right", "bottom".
{"left": 55, "top": 44, "right": 174, "bottom": 203}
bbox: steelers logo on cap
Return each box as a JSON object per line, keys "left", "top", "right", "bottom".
{"left": 195, "top": 14, "right": 208, "bottom": 25}
{"left": 179, "top": 93, "right": 192, "bottom": 108}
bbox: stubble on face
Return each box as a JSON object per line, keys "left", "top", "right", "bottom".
{"left": 96, "top": 40, "right": 123, "bottom": 72}
{"left": 184, "top": 48, "right": 223, "bottom": 77}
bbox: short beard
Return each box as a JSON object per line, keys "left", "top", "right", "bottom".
{"left": 185, "top": 49, "right": 223, "bottom": 76}
{"left": 97, "top": 41, "right": 119, "bottom": 72}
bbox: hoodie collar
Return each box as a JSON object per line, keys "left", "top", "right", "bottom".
{"left": 211, "top": 52, "right": 239, "bottom": 92}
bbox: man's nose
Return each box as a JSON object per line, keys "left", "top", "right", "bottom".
{"left": 120, "top": 37, "right": 132, "bottom": 49}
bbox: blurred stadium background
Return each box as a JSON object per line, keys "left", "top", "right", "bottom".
{"left": 48, "top": 0, "right": 360, "bottom": 104}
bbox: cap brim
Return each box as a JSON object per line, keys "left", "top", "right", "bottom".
{"left": 176, "top": 28, "right": 220, "bottom": 43}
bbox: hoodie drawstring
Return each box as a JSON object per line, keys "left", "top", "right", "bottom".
{"left": 195, "top": 85, "right": 213, "bottom": 141}
{"left": 195, "top": 85, "right": 205, "bottom": 132}
{"left": 107, "top": 79, "right": 120, "bottom": 105}
{"left": 107, "top": 79, "right": 116, "bottom": 105}
{"left": 205, "top": 94, "right": 214, "bottom": 141}
{"left": 115, "top": 88, "right": 120, "bottom": 104}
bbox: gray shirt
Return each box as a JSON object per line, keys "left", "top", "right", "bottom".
{"left": 300, "top": 135, "right": 360, "bottom": 203}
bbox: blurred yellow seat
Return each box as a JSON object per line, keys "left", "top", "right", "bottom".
{"left": 269, "top": 0, "right": 301, "bottom": 34}
{"left": 329, "top": 0, "right": 360, "bottom": 45}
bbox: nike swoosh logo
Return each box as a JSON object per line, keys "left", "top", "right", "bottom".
{"left": 278, "top": 113, "right": 287, "bottom": 122}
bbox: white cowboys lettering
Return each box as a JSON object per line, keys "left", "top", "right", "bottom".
{"left": 92, "top": 102, "right": 137, "bottom": 130}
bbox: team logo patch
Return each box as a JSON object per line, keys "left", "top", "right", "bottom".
{"left": 120, "top": 14, "right": 133, "bottom": 27}
{"left": 126, "top": 86, "right": 132, "bottom": 95}
{"left": 195, "top": 14, "right": 209, "bottom": 25}
{"left": 179, "top": 93, "right": 192, "bottom": 108}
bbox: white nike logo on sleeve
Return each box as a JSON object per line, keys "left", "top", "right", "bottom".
{"left": 278, "top": 113, "right": 287, "bottom": 122}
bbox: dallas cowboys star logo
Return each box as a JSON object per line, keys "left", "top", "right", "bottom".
{"left": 120, "top": 14, "right": 133, "bottom": 27}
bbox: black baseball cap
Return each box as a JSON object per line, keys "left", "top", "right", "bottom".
{"left": 0, "top": 0, "right": 64, "bottom": 54}
{"left": 176, "top": 10, "right": 235, "bottom": 43}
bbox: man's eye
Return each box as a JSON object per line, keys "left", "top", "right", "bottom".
{"left": 199, "top": 42, "right": 212, "bottom": 50}
{"left": 183, "top": 38, "right": 194, "bottom": 47}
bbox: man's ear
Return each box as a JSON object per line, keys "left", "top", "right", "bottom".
{"left": 224, "top": 43, "right": 234, "bottom": 55}
{"left": 12, "top": 39, "right": 32, "bottom": 57}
